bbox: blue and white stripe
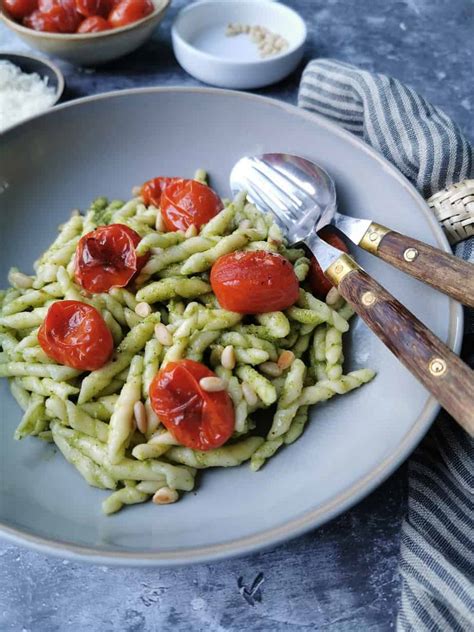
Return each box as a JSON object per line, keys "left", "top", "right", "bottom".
{"left": 298, "top": 58, "right": 473, "bottom": 198}
{"left": 298, "top": 58, "right": 474, "bottom": 631}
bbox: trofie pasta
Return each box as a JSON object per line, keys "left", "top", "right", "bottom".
{"left": 0, "top": 170, "right": 375, "bottom": 514}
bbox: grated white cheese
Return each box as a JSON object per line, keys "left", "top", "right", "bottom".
{"left": 0, "top": 60, "right": 57, "bottom": 133}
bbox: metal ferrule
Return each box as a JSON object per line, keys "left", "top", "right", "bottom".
{"left": 359, "top": 222, "right": 391, "bottom": 254}
{"left": 325, "top": 253, "right": 361, "bottom": 286}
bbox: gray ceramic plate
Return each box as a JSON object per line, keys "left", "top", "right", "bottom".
{"left": 0, "top": 88, "right": 462, "bottom": 566}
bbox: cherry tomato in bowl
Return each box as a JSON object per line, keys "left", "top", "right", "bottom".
{"left": 75, "top": 0, "right": 110, "bottom": 17}
{"left": 210, "top": 250, "right": 300, "bottom": 314}
{"left": 38, "top": 300, "right": 113, "bottom": 371}
{"left": 108, "top": 0, "right": 153, "bottom": 28}
{"left": 3, "top": 0, "right": 38, "bottom": 20}
{"left": 308, "top": 227, "right": 349, "bottom": 299}
{"left": 160, "top": 179, "right": 223, "bottom": 232}
{"left": 149, "top": 360, "right": 235, "bottom": 451}
{"left": 76, "top": 14, "right": 109, "bottom": 31}
{"left": 75, "top": 224, "right": 148, "bottom": 294}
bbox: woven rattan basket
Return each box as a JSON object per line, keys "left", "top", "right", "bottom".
{"left": 427, "top": 179, "right": 474, "bottom": 245}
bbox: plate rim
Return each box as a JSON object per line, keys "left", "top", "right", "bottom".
{"left": 0, "top": 86, "right": 463, "bottom": 566}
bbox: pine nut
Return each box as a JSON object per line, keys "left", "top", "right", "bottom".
{"left": 326, "top": 287, "right": 343, "bottom": 308}
{"left": 199, "top": 376, "right": 227, "bottom": 392}
{"left": 134, "top": 401, "right": 148, "bottom": 435}
{"left": 131, "top": 185, "right": 141, "bottom": 196}
{"left": 221, "top": 345, "right": 236, "bottom": 370}
{"left": 242, "top": 382, "right": 258, "bottom": 406}
{"left": 154, "top": 323, "right": 173, "bottom": 346}
{"left": 185, "top": 224, "right": 198, "bottom": 238}
{"left": 259, "top": 361, "right": 283, "bottom": 377}
{"left": 8, "top": 270, "right": 33, "bottom": 289}
{"left": 277, "top": 350, "right": 295, "bottom": 370}
{"left": 135, "top": 302, "right": 151, "bottom": 318}
{"left": 152, "top": 487, "right": 179, "bottom": 505}
{"left": 155, "top": 210, "right": 166, "bottom": 232}
{"left": 145, "top": 399, "right": 160, "bottom": 434}
{"left": 149, "top": 430, "right": 179, "bottom": 446}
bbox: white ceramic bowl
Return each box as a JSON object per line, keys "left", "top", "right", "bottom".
{"left": 0, "top": 0, "right": 170, "bottom": 66}
{"left": 172, "top": 0, "right": 306, "bottom": 89}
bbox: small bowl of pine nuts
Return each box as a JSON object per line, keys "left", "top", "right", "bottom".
{"left": 171, "top": 0, "right": 306, "bottom": 89}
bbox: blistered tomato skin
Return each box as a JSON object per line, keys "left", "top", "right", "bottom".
{"left": 75, "top": 0, "right": 109, "bottom": 17}
{"left": 308, "top": 227, "right": 349, "bottom": 299}
{"left": 140, "top": 176, "right": 177, "bottom": 207}
{"left": 76, "top": 14, "right": 109, "bottom": 30}
{"left": 75, "top": 224, "right": 148, "bottom": 294}
{"left": 4, "top": 0, "right": 38, "bottom": 20}
{"left": 149, "top": 360, "right": 235, "bottom": 451}
{"left": 38, "top": 300, "right": 114, "bottom": 371}
{"left": 210, "top": 251, "right": 300, "bottom": 314}
{"left": 108, "top": 0, "right": 153, "bottom": 28}
{"left": 160, "top": 179, "right": 223, "bottom": 232}
{"left": 25, "top": 0, "right": 82, "bottom": 31}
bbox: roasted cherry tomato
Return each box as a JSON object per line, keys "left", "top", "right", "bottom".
{"left": 38, "top": 0, "right": 76, "bottom": 11}
{"left": 3, "top": 0, "right": 37, "bottom": 20}
{"left": 308, "top": 227, "right": 349, "bottom": 299}
{"left": 160, "top": 179, "right": 223, "bottom": 232}
{"left": 210, "top": 251, "right": 299, "bottom": 314}
{"left": 75, "top": 224, "right": 149, "bottom": 294}
{"left": 23, "top": 8, "right": 57, "bottom": 30}
{"left": 38, "top": 300, "right": 113, "bottom": 371}
{"left": 76, "top": 13, "right": 109, "bottom": 30}
{"left": 149, "top": 360, "right": 234, "bottom": 451}
{"left": 24, "top": 0, "right": 81, "bottom": 31}
{"left": 140, "top": 176, "right": 176, "bottom": 207}
{"left": 108, "top": 0, "right": 153, "bottom": 28}
{"left": 75, "top": 0, "right": 109, "bottom": 17}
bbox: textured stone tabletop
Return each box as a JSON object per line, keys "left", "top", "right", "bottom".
{"left": 0, "top": 1, "right": 472, "bottom": 630}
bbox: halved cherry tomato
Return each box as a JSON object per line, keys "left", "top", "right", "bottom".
{"left": 308, "top": 227, "right": 349, "bottom": 299}
{"left": 140, "top": 176, "right": 176, "bottom": 207}
{"left": 210, "top": 251, "right": 300, "bottom": 314}
{"left": 38, "top": 300, "right": 113, "bottom": 371}
{"left": 75, "top": 0, "right": 109, "bottom": 17}
{"left": 75, "top": 224, "right": 149, "bottom": 294}
{"left": 149, "top": 360, "right": 234, "bottom": 451}
{"left": 160, "top": 179, "right": 223, "bottom": 232}
{"left": 108, "top": 0, "right": 153, "bottom": 28}
{"left": 76, "top": 14, "right": 109, "bottom": 30}
{"left": 4, "top": 0, "right": 37, "bottom": 20}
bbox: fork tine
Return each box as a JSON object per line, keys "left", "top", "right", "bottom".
{"left": 254, "top": 159, "right": 306, "bottom": 210}
{"left": 250, "top": 163, "right": 300, "bottom": 223}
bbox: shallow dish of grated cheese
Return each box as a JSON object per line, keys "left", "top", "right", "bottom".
{"left": 0, "top": 54, "right": 64, "bottom": 133}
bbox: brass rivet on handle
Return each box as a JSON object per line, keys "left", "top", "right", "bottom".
{"left": 334, "top": 264, "right": 343, "bottom": 274}
{"left": 429, "top": 357, "right": 447, "bottom": 376}
{"left": 361, "top": 291, "right": 376, "bottom": 306}
{"left": 404, "top": 247, "right": 419, "bottom": 262}
{"left": 369, "top": 231, "right": 378, "bottom": 242}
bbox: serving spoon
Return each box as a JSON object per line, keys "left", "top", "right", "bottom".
{"left": 231, "top": 154, "right": 474, "bottom": 307}
{"left": 230, "top": 153, "right": 474, "bottom": 436}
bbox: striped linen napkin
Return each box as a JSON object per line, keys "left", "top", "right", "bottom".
{"left": 298, "top": 59, "right": 473, "bottom": 631}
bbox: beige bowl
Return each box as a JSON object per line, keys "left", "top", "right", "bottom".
{"left": 0, "top": 0, "right": 170, "bottom": 66}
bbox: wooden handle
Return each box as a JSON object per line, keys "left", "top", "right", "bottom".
{"left": 367, "top": 228, "right": 474, "bottom": 307}
{"left": 333, "top": 263, "right": 474, "bottom": 436}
